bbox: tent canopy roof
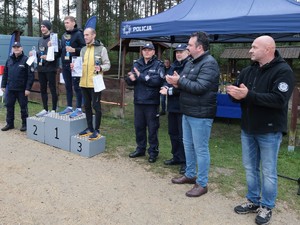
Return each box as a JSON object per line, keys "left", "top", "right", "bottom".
{"left": 120, "top": 0, "right": 300, "bottom": 43}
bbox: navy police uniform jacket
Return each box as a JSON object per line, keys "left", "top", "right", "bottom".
{"left": 126, "top": 55, "right": 165, "bottom": 105}
{"left": 235, "top": 50, "right": 294, "bottom": 135}
{"left": 1, "top": 52, "right": 34, "bottom": 91}
{"left": 166, "top": 56, "right": 191, "bottom": 113}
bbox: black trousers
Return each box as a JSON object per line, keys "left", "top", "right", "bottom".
{"left": 168, "top": 112, "right": 185, "bottom": 163}
{"left": 38, "top": 71, "right": 58, "bottom": 111}
{"left": 5, "top": 90, "right": 28, "bottom": 126}
{"left": 134, "top": 104, "right": 160, "bottom": 157}
{"left": 81, "top": 87, "right": 102, "bottom": 132}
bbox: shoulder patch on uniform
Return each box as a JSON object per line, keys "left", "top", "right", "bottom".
{"left": 278, "top": 82, "right": 289, "bottom": 92}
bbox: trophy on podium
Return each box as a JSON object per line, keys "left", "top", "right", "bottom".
{"left": 39, "top": 46, "right": 45, "bottom": 66}
{"left": 64, "top": 34, "right": 71, "bottom": 60}
{"left": 95, "top": 56, "right": 101, "bottom": 74}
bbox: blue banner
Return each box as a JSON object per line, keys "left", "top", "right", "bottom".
{"left": 84, "top": 16, "right": 97, "bottom": 30}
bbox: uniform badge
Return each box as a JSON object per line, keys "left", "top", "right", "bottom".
{"left": 278, "top": 82, "right": 289, "bottom": 92}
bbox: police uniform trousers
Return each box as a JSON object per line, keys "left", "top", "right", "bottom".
{"left": 168, "top": 112, "right": 185, "bottom": 163}
{"left": 5, "top": 90, "right": 28, "bottom": 126}
{"left": 134, "top": 104, "right": 160, "bottom": 157}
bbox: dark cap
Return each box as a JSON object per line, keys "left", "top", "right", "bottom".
{"left": 41, "top": 20, "right": 52, "bottom": 30}
{"left": 175, "top": 44, "right": 187, "bottom": 51}
{"left": 12, "top": 42, "right": 22, "bottom": 47}
{"left": 142, "top": 43, "right": 155, "bottom": 50}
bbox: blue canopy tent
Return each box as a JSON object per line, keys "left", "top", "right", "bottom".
{"left": 116, "top": 0, "right": 300, "bottom": 117}
{"left": 120, "top": 0, "right": 300, "bottom": 43}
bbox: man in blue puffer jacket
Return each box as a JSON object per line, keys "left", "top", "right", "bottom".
{"left": 126, "top": 43, "right": 165, "bottom": 163}
{"left": 1, "top": 42, "right": 34, "bottom": 132}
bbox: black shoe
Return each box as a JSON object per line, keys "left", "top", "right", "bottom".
{"left": 129, "top": 150, "right": 145, "bottom": 158}
{"left": 20, "top": 124, "right": 27, "bottom": 132}
{"left": 234, "top": 201, "right": 260, "bottom": 214}
{"left": 164, "top": 158, "right": 181, "bottom": 165}
{"left": 255, "top": 207, "right": 272, "bottom": 225}
{"left": 148, "top": 156, "right": 157, "bottom": 163}
{"left": 159, "top": 111, "right": 166, "bottom": 116}
{"left": 1, "top": 124, "right": 14, "bottom": 131}
{"left": 179, "top": 164, "right": 186, "bottom": 175}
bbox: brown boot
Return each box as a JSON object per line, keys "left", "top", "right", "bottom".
{"left": 171, "top": 175, "right": 196, "bottom": 184}
{"left": 185, "top": 184, "right": 208, "bottom": 197}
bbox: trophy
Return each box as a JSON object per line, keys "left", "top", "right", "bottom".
{"left": 64, "top": 34, "right": 71, "bottom": 60}
{"left": 95, "top": 56, "right": 102, "bottom": 74}
{"left": 39, "top": 46, "right": 45, "bottom": 66}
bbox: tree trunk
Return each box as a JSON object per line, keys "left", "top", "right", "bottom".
{"left": 27, "top": 0, "right": 33, "bottom": 36}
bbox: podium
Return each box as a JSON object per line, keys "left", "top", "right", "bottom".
{"left": 27, "top": 116, "right": 46, "bottom": 143}
{"left": 71, "top": 135, "right": 106, "bottom": 157}
{"left": 26, "top": 113, "right": 106, "bottom": 157}
{"left": 44, "top": 113, "right": 86, "bottom": 151}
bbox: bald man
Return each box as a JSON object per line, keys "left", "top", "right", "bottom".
{"left": 227, "top": 36, "right": 294, "bottom": 225}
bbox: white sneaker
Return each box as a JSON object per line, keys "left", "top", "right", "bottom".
{"left": 35, "top": 109, "right": 48, "bottom": 117}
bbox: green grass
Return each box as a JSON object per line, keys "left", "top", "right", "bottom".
{"left": 0, "top": 95, "right": 299, "bottom": 213}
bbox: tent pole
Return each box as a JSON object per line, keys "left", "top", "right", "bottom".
{"left": 118, "top": 38, "right": 122, "bottom": 79}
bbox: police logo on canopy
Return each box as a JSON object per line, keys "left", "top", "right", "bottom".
{"left": 278, "top": 82, "right": 289, "bottom": 92}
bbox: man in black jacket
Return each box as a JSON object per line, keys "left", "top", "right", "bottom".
{"left": 35, "top": 20, "right": 60, "bottom": 117}
{"left": 1, "top": 42, "right": 34, "bottom": 132}
{"left": 126, "top": 43, "right": 165, "bottom": 163}
{"left": 227, "top": 35, "right": 295, "bottom": 225}
{"left": 59, "top": 16, "right": 85, "bottom": 118}
{"left": 168, "top": 32, "right": 220, "bottom": 198}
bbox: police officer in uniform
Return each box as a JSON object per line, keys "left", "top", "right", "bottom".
{"left": 126, "top": 43, "right": 165, "bottom": 163}
{"left": 1, "top": 42, "right": 34, "bottom": 132}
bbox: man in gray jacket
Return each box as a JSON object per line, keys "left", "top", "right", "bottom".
{"left": 167, "top": 32, "right": 220, "bottom": 197}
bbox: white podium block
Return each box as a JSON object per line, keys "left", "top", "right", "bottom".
{"left": 70, "top": 134, "right": 106, "bottom": 157}
{"left": 44, "top": 113, "right": 87, "bottom": 151}
{"left": 26, "top": 116, "right": 46, "bottom": 143}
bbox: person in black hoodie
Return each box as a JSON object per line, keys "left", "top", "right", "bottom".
{"left": 1, "top": 42, "right": 34, "bottom": 132}
{"left": 160, "top": 44, "right": 190, "bottom": 174}
{"left": 126, "top": 43, "right": 165, "bottom": 163}
{"left": 35, "top": 20, "right": 60, "bottom": 117}
{"left": 227, "top": 35, "right": 295, "bottom": 225}
{"left": 59, "top": 16, "right": 85, "bottom": 118}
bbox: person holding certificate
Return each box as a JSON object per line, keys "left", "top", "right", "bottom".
{"left": 74, "top": 27, "right": 110, "bottom": 140}
{"left": 59, "top": 16, "right": 85, "bottom": 118}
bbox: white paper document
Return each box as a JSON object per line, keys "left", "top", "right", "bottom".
{"left": 26, "top": 49, "right": 36, "bottom": 66}
{"left": 71, "top": 57, "right": 83, "bottom": 77}
{"left": 46, "top": 46, "right": 55, "bottom": 61}
{"left": 93, "top": 75, "right": 106, "bottom": 92}
{"left": 50, "top": 33, "right": 59, "bottom": 52}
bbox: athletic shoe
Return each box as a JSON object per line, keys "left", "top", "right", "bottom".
{"left": 89, "top": 130, "right": 101, "bottom": 140}
{"left": 59, "top": 107, "right": 73, "bottom": 115}
{"left": 234, "top": 201, "right": 260, "bottom": 214}
{"left": 35, "top": 109, "right": 48, "bottom": 117}
{"left": 79, "top": 128, "right": 93, "bottom": 137}
{"left": 255, "top": 207, "right": 272, "bottom": 225}
{"left": 69, "top": 108, "right": 83, "bottom": 118}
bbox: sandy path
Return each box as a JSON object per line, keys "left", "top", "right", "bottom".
{"left": 0, "top": 125, "right": 299, "bottom": 225}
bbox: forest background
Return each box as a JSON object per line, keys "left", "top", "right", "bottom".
{"left": 1, "top": 0, "right": 300, "bottom": 72}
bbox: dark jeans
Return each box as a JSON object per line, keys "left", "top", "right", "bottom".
{"left": 168, "top": 112, "right": 185, "bottom": 163}
{"left": 62, "top": 66, "right": 82, "bottom": 108}
{"left": 38, "top": 71, "right": 58, "bottom": 111}
{"left": 134, "top": 104, "right": 160, "bottom": 157}
{"left": 5, "top": 90, "right": 28, "bottom": 126}
{"left": 81, "top": 87, "right": 102, "bottom": 131}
